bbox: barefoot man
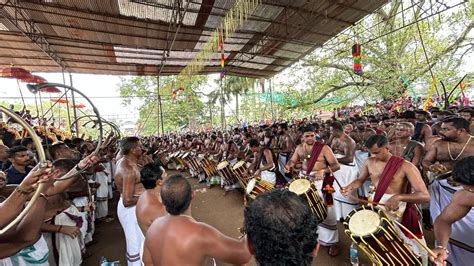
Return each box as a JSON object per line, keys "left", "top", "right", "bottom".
{"left": 115, "top": 137, "right": 146, "bottom": 265}
{"left": 342, "top": 135, "right": 430, "bottom": 264}
{"left": 284, "top": 125, "right": 341, "bottom": 257}
{"left": 145, "top": 175, "right": 251, "bottom": 265}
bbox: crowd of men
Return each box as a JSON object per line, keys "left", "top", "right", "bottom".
{"left": 0, "top": 103, "right": 473, "bottom": 266}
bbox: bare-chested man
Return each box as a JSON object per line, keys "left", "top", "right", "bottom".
{"left": 422, "top": 117, "right": 474, "bottom": 265}
{"left": 284, "top": 125, "right": 341, "bottom": 256}
{"left": 388, "top": 122, "right": 423, "bottom": 167}
{"left": 145, "top": 175, "right": 251, "bottom": 266}
{"left": 350, "top": 116, "right": 376, "bottom": 198}
{"left": 219, "top": 133, "right": 239, "bottom": 163}
{"left": 276, "top": 123, "right": 294, "bottom": 182}
{"left": 342, "top": 134, "right": 430, "bottom": 264}
{"left": 248, "top": 139, "right": 277, "bottom": 185}
{"left": 329, "top": 122, "right": 358, "bottom": 220}
{"left": 430, "top": 156, "right": 474, "bottom": 266}
{"left": 115, "top": 137, "right": 146, "bottom": 266}
{"left": 136, "top": 161, "right": 167, "bottom": 266}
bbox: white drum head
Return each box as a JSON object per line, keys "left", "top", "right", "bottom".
{"left": 217, "top": 161, "right": 229, "bottom": 170}
{"left": 232, "top": 161, "right": 245, "bottom": 170}
{"left": 288, "top": 179, "right": 311, "bottom": 195}
{"left": 348, "top": 209, "right": 381, "bottom": 236}
{"left": 246, "top": 178, "right": 257, "bottom": 194}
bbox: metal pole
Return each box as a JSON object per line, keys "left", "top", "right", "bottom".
{"left": 269, "top": 78, "right": 274, "bottom": 121}
{"left": 220, "top": 77, "right": 225, "bottom": 130}
{"left": 62, "top": 71, "right": 72, "bottom": 132}
{"left": 69, "top": 73, "right": 79, "bottom": 136}
{"left": 158, "top": 76, "right": 164, "bottom": 134}
{"left": 156, "top": 76, "right": 160, "bottom": 135}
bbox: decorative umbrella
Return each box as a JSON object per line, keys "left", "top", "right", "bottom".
{"left": 40, "top": 86, "right": 61, "bottom": 93}
{"left": 50, "top": 98, "right": 69, "bottom": 104}
{"left": 72, "top": 103, "right": 85, "bottom": 109}
{"left": 0, "top": 66, "right": 32, "bottom": 79}
{"left": 20, "top": 74, "right": 47, "bottom": 84}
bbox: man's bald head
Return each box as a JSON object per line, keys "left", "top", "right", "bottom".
{"left": 160, "top": 174, "right": 192, "bottom": 215}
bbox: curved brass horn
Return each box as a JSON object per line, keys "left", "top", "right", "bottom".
{"left": 29, "top": 83, "right": 103, "bottom": 181}
{"left": 0, "top": 106, "right": 48, "bottom": 235}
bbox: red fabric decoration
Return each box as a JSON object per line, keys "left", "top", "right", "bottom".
{"left": 0, "top": 67, "right": 32, "bottom": 79}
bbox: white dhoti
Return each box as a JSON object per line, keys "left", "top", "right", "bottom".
{"left": 44, "top": 206, "right": 83, "bottom": 266}
{"left": 0, "top": 236, "right": 49, "bottom": 266}
{"left": 71, "top": 196, "right": 90, "bottom": 249}
{"left": 354, "top": 150, "right": 371, "bottom": 198}
{"left": 260, "top": 170, "right": 276, "bottom": 186}
{"left": 371, "top": 193, "right": 428, "bottom": 265}
{"left": 299, "top": 172, "right": 338, "bottom": 246}
{"left": 333, "top": 156, "right": 359, "bottom": 220}
{"left": 430, "top": 180, "right": 474, "bottom": 266}
{"left": 117, "top": 197, "right": 143, "bottom": 266}
{"left": 277, "top": 153, "right": 291, "bottom": 181}
{"left": 95, "top": 170, "right": 109, "bottom": 219}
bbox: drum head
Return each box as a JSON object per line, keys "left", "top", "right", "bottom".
{"left": 246, "top": 178, "right": 256, "bottom": 194}
{"left": 217, "top": 161, "right": 229, "bottom": 170}
{"left": 288, "top": 178, "right": 311, "bottom": 195}
{"left": 348, "top": 209, "right": 381, "bottom": 236}
{"left": 232, "top": 161, "right": 245, "bottom": 170}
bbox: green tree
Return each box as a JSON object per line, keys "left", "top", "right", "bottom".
{"left": 119, "top": 75, "right": 208, "bottom": 135}
{"left": 282, "top": 0, "right": 472, "bottom": 109}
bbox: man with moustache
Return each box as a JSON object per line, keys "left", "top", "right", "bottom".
{"left": 285, "top": 125, "right": 341, "bottom": 256}
{"left": 388, "top": 122, "right": 423, "bottom": 167}
{"left": 423, "top": 117, "right": 474, "bottom": 266}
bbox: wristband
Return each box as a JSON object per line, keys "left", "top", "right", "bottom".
{"left": 15, "top": 186, "right": 34, "bottom": 195}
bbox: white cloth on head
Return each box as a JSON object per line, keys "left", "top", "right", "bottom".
{"left": 332, "top": 154, "right": 359, "bottom": 220}
{"left": 117, "top": 196, "right": 143, "bottom": 266}
{"left": 0, "top": 236, "right": 49, "bottom": 266}
{"left": 430, "top": 180, "right": 474, "bottom": 266}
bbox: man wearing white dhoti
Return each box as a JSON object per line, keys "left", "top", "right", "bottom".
{"left": 114, "top": 137, "right": 146, "bottom": 265}
{"left": 285, "top": 125, "right": 341, "bottom": 256}
{"left": 329, "top": 122, "right": 359, "bottom": 220}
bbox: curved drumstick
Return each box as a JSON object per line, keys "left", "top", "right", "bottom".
{"left": 391, "top": 219, "right": 437, "bottom": 258}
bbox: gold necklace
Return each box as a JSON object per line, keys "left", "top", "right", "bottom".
{"left": 448, "top": 136, "right": 472, "bottom": 161}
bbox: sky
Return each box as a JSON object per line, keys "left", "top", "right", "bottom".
{"left": 0, "top": 72, "right": 140, "bottom": 123}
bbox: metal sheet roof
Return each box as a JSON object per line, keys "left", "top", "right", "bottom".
{"left": 0, "top": 0, "right": 388, "bottom": 78}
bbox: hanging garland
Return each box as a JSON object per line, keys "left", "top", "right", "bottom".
{"left": 175, "top": 0, "right": 261, "bottom": 89}
{"left": 352, "top": 43, "right": 362, "bottom": 75}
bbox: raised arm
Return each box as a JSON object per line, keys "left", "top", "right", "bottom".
{"left": 202, "top": 224, "right": 252, "bottom": 265}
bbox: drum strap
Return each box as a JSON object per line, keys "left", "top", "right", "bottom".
{"left": 373, "top": 156, "right": 423, "bottom": 239}
{"left": 305, "top": 142, "right": 325, "bottom": 177}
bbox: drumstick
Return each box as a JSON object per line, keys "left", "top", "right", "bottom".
{"left": 348, "top": 194, "right": 387, "bottom": 206}
{"left": 391, "top": 219, "right": 438, "bottom": 258}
